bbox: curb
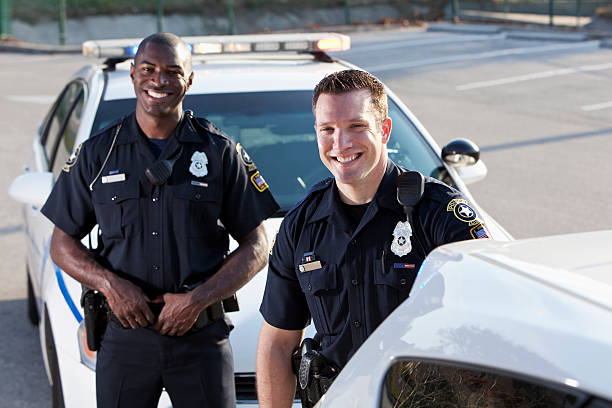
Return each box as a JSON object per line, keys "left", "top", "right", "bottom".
{"left": 0, "top": 41, "right": 81, "bottom": 54}
{"left": 427, "top": 22, "right": 599, "bottom": 42}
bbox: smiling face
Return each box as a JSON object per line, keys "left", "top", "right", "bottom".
{"left": 130, "top": 41, "right": 193, "bottom": 119}
{"left": 314, "top": 89, "right": 391, "bottom": 203}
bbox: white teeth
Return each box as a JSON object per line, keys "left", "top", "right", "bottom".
{"left": 336, "top": 154, "right": 359, "bottom": 163}
{"left": 147, "top": 90, "right": 168, "bottom": 99}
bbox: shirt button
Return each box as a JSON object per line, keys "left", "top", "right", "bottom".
{"left": 152, "top": 264, "right": 159, "bottom": 271}
{"left": 111, "top": 195, "right": 117, "bottom": 201}
{"left": 152, "top": 231, "right": 159, "bottom": 236}
{"left": 353, "top": 321, "right": 361, "bottom": 328}
{"left": 351, "top": 279, "right": 358, "bottom": 286}
{"left": 308, "top": 284, "right": 312, "bottom": 291}
{"left": 350, "top": 240, "right": 356, "bottom": 246}
{"left": 400, "top": 279, "right": 407, "bottom": 285}
{"left": 195, "top": 193, "right": 202, "bottom": 200}
{"left": 152, "top": 197, "right": 158, "bottom": 202}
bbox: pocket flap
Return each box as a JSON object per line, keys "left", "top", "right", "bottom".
{"left": 173, "top": 182, "right": 219, "bottom": 202}
{"left": 92, "top": 180, "right": 138, "bottom": 204}
{"left": 298, "top": 264, "right": 337, "bottom": 295}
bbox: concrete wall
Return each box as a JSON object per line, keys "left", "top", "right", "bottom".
{"left": 11, "top": 4, "right": 401, "bottom": 45}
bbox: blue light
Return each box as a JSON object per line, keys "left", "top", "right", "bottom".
{"left": 186, "top": 43, "right": 193, "bottom": 54}
{"left": 125, "top": 45, "right": 139, "bottom": 57}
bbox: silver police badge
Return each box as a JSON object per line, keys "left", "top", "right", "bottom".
{"left": 391, "top": 220, "right": 412, "bottom": 257}
{"left": 189, "top": 151, "right": 208, "bottom": 178}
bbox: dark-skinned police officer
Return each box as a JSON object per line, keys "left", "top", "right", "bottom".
{"left": 256, "top": 69, "right": 489, "bottom": 407}
{"left": 42, "top": 33, "right": 279, "bottom": 408}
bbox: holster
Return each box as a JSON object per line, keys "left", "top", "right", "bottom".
{"left": 80, "top": 288, "right": 109, "bottom": 351}
{"left": 291, "top": 337, "right": 339, "bottom": 408}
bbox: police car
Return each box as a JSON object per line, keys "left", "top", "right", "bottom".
{"left": 318, "top": 230, "right": 612, "bottom": 407}
{"left": 8, "top": 32, "right": 511, "bottom": 408}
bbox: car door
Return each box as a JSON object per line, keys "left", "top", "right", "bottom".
{"left": 25, "top": 80, "right": 86, "bottom": 303}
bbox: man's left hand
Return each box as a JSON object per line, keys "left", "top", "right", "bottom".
{"left": 153, "top": 292, "right": 201, "bottom": 336}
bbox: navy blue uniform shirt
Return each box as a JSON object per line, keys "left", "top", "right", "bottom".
{"left": 42, "top": 112, "right": 279, "bottom": 296}
{"left": 260, "top": 159, "right": 488, "bottom": 367}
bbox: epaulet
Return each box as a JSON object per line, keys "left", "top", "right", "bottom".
{"left": 87, "top": 115, "right": 126, "bottom": 142}
{"left": 286, "top": 177, "right": 333, "bottom": 216}
{"left": 186, "top": 112, "right": 229, "bottom": 140}
{"left": 422, "top": 176, "right": 462, "bottom": 202}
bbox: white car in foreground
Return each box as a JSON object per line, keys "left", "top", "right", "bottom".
{"left": 9, "top": 32, "right": 510, "bottom": 408}
{"left": 319, "top": 230, "right": 612, "bottom": 407}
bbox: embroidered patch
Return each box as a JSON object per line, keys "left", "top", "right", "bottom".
{"left": 391, "top": 220, "right": 412, "bottom": 256}
{"left": 236, "top": 143, "right": 257, "bottom": 172}
{"left": 62, "top": 143, "right": 82, "bottom": 173}
{"left": 447, "top": 199, "right": 479, "bottom": 225}
{"left": 189, "top": 151, "right": 208, "bottom": 178}
{"left": 470, "top": 222, "right": 490, "bottom": 239}
{"left": 250, "top": 171, "right": 269, "bottom": 192}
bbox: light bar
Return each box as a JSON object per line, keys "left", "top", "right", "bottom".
{"left": 82, "top": 32, "right": 350, "bottom": 59}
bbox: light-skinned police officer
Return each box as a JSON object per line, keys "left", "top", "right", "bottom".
{"left": 256, "top": 69, "right": 489, "bottom": 407}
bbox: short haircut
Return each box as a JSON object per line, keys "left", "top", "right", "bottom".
{"left": 136, "top": 32, "right": 192, "bottom": 72}
{"left": 313, "top": 69, "right": 388, "bottom": 123}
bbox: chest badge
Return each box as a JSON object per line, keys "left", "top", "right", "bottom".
{"left": 189, "top": 151, "right": 208, "bottom": 178}
{"left": 391, "top": 220, "right": 412, "bottom": 257}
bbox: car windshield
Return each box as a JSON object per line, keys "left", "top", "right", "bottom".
{"left": 92, "top": 91, "right": 450, "bottom": 213}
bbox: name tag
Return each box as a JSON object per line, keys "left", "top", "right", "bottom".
{"left": 101, "top": 174, "right": 126, "bottom": 184}
{"left": 299, "top": 260, "right": 322, "bottom": 273}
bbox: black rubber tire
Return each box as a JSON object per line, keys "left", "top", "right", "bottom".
{"left": 44, "top": 308, "right": 66, "bottom": 408}
{"left": 27, "top": 270, "right": 40, "bottom": 326}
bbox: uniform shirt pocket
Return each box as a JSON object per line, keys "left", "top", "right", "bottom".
{"left": 296, "top": 264, "right": 340, "bottom": 335}
{"left": 92, "top": 181, "right": 139, "bottom": 239}
{"left": 172, "top": 182, "right": 221, "bottom": 238}
{"left": 374, "top": 253, "right": 419, "bottom": 312}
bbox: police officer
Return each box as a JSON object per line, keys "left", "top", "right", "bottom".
{"left": 256, "top": 69, "right": 489, "bottom": 407}
{"left": 42, "top": 33, "right": 279, "bottom": 408}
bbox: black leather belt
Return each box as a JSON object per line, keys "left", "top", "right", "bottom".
{"left": 110, "top": 301, "right": 224, "bottom": 332}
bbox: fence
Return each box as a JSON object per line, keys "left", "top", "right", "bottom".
{"left": 0, "top": 0, "right": 607, "bottom": 44}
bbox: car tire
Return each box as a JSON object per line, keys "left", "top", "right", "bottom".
{"left": 44, "top": 308, "right": 66, "bottom": 408}
{"left": 27, "top": 269, "right": 40, "bottom": 326}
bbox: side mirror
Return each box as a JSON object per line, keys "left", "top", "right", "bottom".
{"left": 8, "top": 172, "right": 54, "bottom": 209}
{"left": 441, "top": 139, "right": 480, "bottom": 167}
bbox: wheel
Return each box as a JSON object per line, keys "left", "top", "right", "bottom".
{"left": 27, "top": 268, "right": 40, "bottom": 326}
{"left": 44, "top": 309, "right": 66, "bottom": 408}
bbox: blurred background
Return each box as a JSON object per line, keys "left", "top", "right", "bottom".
{"left": 0, "top": 0, "right": 610, "bottom": 45}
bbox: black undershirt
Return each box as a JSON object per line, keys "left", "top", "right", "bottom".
{"left": 341, "top": 201, "right": 369, "bottom": 232}
{"left": 146, "top": 137, "right": 169, "bottom": 159}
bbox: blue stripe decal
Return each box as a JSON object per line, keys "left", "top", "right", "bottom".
{"left": 54, "top": 264, "right": 83, "bottom": 323}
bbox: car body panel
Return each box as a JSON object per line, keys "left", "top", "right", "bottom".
{"left": 319, "top": 230, "right": 612, "bottom": 407}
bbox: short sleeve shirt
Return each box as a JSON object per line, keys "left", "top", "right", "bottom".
{"left": 260, "top": 159, "right": 488, "bottom": 367}
{"left": 42, "top": 112, "right": 279, "bottom": 295}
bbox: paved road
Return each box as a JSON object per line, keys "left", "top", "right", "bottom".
{"left": 1, "top": 27, "right": 611, "bottom": 406}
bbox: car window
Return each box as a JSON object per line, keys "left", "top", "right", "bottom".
{"left": 380, "top": 359, "right": 596, "bottom": 408}
{"left": 51, "top": 93, "right": 85, "bottom": 177}
{"left": 42, "top": 81, "right": 84, "bottom": 168}
{"left": 92, "top": 91, "right": 450, "bottom": 212}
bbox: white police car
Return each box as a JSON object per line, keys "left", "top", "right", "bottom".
{"left": 318, "top": 230, "right": 612, "bottom": 407}
{"left": 8, "top": 32, "right": 511, "bottom": 408}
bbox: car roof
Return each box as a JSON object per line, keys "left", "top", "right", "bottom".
{"left": 103, "top": 56, "right": 354, "bottom": 100}
{"left": 322, "top": 230, "right": 612, "bottom": 406}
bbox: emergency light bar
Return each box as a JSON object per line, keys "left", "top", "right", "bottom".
{"left": 82, "top": 33, "right": 350, "bottom": 59}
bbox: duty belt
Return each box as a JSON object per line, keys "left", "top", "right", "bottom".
{"left": 110, "top": 301, "right": 225, "bottom": 332}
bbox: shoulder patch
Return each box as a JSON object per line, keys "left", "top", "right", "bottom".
{"left": 237, "top": 143, "right": 257, "bottom": 172}
{"left": 446, "top": 198, "right": 480, "bottom": 225}
{"left": 62, "top": 143, "right": 82, "bottom": 173}
{"left": 250, "top": 171, "right": 269, "bottom": 192}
